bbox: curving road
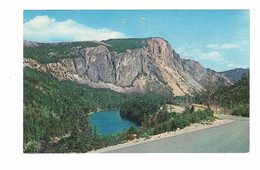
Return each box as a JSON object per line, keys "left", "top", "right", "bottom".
{"left": 106, "top": 114, "right": 249, "bottom": 153}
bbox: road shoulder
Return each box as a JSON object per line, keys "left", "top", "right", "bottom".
{"left": 89, "top": 117, "right": 234, "bottom": 153}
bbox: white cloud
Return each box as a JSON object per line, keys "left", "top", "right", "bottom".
{"left": 24, "top": 15, "right": 127, "bottom": 42}
{"left": 221, "top": 43, "right": 237, "bottom": 49}
{"left": 198, "top": 51, "right": 223, "bottom": 62}
{"left": 208, "top": 51, "right": 221, "bottom": 57}
{"left": 206, "top": 43, "right": 238, "bottom": 49}
{"left": 206, "top": 44, "right": 219, "bottom": 48}
{"left": 177, "top": 43, "right": 223, "bottom": 62}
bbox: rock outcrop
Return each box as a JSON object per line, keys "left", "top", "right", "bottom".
{"left": 23, "top": 38, "right": 232, "bottom": 96}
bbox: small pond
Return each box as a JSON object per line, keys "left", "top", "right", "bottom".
{"left": 88, "top": 109, "right": 139, "bottom": 135}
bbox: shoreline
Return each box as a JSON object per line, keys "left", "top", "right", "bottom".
{"left": 89, "top": 117, "right": 234, "bottom": 153}
{"left": 87, "top": 108, "right": 120, "bottom": 116}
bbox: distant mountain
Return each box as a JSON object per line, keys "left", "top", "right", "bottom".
{"left": 23, "top": 37, "right": 232, "bottom": 96}
{"left": 219, "top": 68, "right": 249, "bottom": 83}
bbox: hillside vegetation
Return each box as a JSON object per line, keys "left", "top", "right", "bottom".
{"left": 24, "top": 67, "right": 127, "bottom": 152}
{"left": 214, "top": 73, "right": 249, "bottom": 117}
{"left": 193, "top": 73, "right": 249, "bottom": 117}
{"left": 103, "top": 38, "right": 148, "bottom": 53}
{"left": 120, "top": 97, "right": 214, "bottom": 137}
{"left": 24, "top": 41, "right": 99, "bottom": 64}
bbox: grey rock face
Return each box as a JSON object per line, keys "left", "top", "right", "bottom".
{"left": 23, "top": 38, "right": 233, "bottom": 96}
{"left": 181, "top": 59, "right": 233, "bottom": 86}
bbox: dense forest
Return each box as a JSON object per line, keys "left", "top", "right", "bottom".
{"left": 120, "top": 94, "right": 165, "bottom": 125}
{"left": 24, "top": 67, "right": 127, "bottom": 152}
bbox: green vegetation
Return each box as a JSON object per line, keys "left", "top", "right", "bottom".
{"left": 232, "top": 104, "right": 249, "bottom": 117}
{"left": 24, "top": 67, "right": 127, "bottom": 152}
{"left": 103, "top": 38, "right": 148, "bottom": 53}
{"left": 214, "top": 74, "right": 249, "bottom": 117}
{"left": 193, "top": 73, "right": 249, "bottom": 117}
{"left": 120, "top": 94, "right": 165, "bottom": 125}
{"left": 143, "top": 109, "right": 214, "bottom": 136}
{"left": 24, "top": 41, "right": 99, "bottom": 63}
{"left": 120, "top": 96, "right": 214, "bottom": 136}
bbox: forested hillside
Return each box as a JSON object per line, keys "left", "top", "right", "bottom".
{"left": 214, "top": 73, "right": 249, "bottom": 117}
{"left": 24, "top": 67, "right": 127, "bottom": 152}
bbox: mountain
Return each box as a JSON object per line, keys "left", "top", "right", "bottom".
{"left": 219, "top": 68, "right": 249, "bottom": 83}
{"left": 23, "top": 37, "right": 232, "bottom": 96}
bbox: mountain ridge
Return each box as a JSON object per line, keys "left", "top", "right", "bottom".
{"left": 219, "top": 68, "right": 249, "bottom": 83}
{"left": 23, "top": 37, "right": 232, "bottom": 96}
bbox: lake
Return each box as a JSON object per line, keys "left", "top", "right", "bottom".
{"left": 88, "top": 109, "right": 139, "bottom": 135}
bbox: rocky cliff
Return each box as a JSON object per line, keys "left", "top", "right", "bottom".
{"left": 23, "top": 38, "right": 232, "bottom": 96}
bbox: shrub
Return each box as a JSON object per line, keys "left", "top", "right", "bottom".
{"left": 232, "top": 104, "right": 249, "bottom": 117}
{"left": 24, "top": 140, "right": 41, "bottom": 153}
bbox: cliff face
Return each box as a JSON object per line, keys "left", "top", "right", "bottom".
{"left": 181, "top": 59, "right": 233, "bottom": 86}
{"left": 23, "top": 38, "right": 232, "bottom": 96}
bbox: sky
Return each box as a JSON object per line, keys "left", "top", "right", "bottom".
{"left": 23, "top": 10, "right": 249, "bottom": 72}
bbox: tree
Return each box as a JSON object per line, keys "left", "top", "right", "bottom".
{"left": 201, "top": 78, "right": 216, "bottom": 109}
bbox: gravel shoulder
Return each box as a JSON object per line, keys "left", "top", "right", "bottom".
{"left": 89, "top": 117, "right": 234, "bottom": 153}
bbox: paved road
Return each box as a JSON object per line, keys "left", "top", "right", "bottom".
{"left": 107, "top": 114, "right": 249, "bottom": 153}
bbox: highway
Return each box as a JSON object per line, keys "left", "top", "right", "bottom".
{"left": 107, "top": 114, "right": 249, "bottom": 153}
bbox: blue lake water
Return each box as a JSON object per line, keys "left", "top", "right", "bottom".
{"left": 88, "top": 109, "right": 139, "bottom": 135}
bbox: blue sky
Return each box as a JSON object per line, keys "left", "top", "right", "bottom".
{"left": 23, "top": 10, "right": 249, "bottom": 72}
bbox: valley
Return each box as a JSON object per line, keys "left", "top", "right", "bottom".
{"left": 23, "top": 37, "right": 249, "bottom": 153}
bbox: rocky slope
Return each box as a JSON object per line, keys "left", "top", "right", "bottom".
{"left": 181, "top": 59, "right": 233, "bottom": 86}
{"left": 219, "top": 68, "right": 249, "bottom": 83}
{"left": 23, "top": 38, "right": 232, "bottom": 96}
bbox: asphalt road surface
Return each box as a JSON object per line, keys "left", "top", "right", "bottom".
{"left": 107, "top": 114, "right": 249, "bottom": 153}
